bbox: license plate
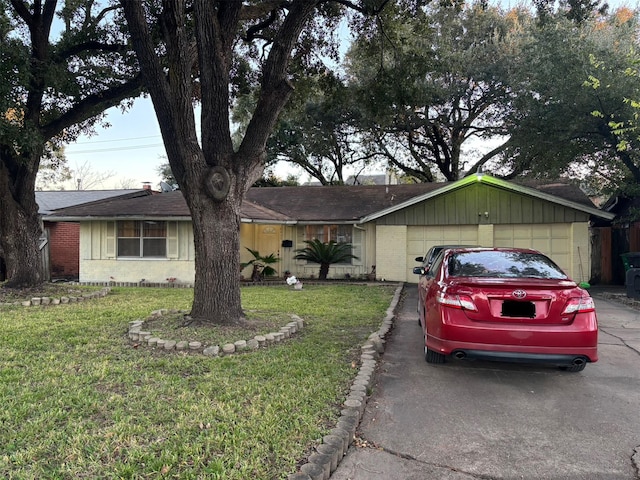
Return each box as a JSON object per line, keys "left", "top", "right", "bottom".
{"left": 501, "top": 300, "right": 535, "bottom": 318}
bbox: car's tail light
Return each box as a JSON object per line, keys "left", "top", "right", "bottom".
{"left": 562, "top": 296, "right": 595, "bottom": 314}
{"left": 437, "top": 292, "right": 478, "bottom": 311}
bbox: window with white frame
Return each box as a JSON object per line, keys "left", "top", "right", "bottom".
{"left": 117, "top": 221, "right": 167, "bottom": 258}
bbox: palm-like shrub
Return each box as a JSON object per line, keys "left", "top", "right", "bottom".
{"left": 240, "top": 248, "right": 279, "bottom": 282}
{"left": 294, "top": 239, "right": 358, "bottom": 280}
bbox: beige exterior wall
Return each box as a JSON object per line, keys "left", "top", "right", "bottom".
{"left": 79, "top": 221, "right": 196, "bottom": 284}
{"left": 571, "top": 222, "right": 591, "bottom": 284}
{"left": 376, "top": 225, "right": 408, "bottom": 281}
{"left": 79, "top": 220, "right": 374, "bottom": 283}
{"left": 288, "top": 223, "right": 372, "bottom": 280}
{"left": 80, "top": 258, "right": 196, "bottom": 284}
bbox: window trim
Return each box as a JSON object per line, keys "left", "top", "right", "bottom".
{"left": 116, "top": 220, "right": 168, "bottom": 259}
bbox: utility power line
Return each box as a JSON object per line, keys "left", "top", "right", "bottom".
{"left": 66, "top": 143, "right": 165, "bottom": 154}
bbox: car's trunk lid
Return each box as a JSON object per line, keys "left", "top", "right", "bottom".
{"left": 446, "top": 278, "right": 582, "bottom": 324}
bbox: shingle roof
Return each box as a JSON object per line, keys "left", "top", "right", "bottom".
{"left": 48, "top": 175, "right": 609, "bottom": 222}
{"left": 245, "top": 183, "right": 444, "bottom": 221}
{"left": 48, "top": 190, "right": 187, "bottom": 218}
{"left": 36, "top": 189, "right": 148, "bottom": 215}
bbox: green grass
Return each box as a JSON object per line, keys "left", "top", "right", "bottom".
{"left": 0, "top": 284, "right": 396, "bottom": 479}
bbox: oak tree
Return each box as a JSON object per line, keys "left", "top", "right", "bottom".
{"left": 121, "top": 0, "right": 387, "bottom": 323}
{"left": 0, "top": 0, "right": 143, "bottom": 287}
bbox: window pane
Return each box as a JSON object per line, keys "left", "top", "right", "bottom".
{"left": 118, "top": 238, "right": 140, "bottom": 256}
{"left": 448, "top": 251, "right": 568, "bottom": 279}
{"left": 118, "top": 221, "right": 140, "bottom": 238}
{"left": 143, "top": 239, "right": 166, "bottom": 257}
{"left": 305, "top": 225, "right": 326, "bottom": 242}
{"left": 143, "top": 221, "right": 166, "bottom": 237}
{"left": 336, "top": 225, "right": 352, "bottom": 243}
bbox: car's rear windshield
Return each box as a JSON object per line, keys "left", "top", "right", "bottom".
{"left": 448, "top": 251, "right": 568, "bottom": 279}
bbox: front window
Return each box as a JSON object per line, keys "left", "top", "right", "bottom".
{"left": 304, "top": 225, "right": 352, "bottom": 244}
{"left": 303, "top": 225, "right": 354, "bottom": 264}
{"left": 117, "top": 221, "right": 167, "bottom": 258}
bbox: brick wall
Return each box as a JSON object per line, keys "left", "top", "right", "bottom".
{"left": 46, "top": 221, "right": 80, "bottom": 279}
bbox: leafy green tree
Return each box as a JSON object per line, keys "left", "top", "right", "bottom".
{"left": 346, "top": 2, "right": 524, "bottom": 181}
{"left": 294, "top": 239, "right": 358, "bottom": 280}
{"left": 156, "top": 160, "right": 177, "bottom": 187}
{"left": 500, "top": 7, "right": 640, "bottom": 188}
{"left": 121, "top": 1, "right": 386, "bottom": 323}
{"left": 35, "top": 148, "right": 72, "bottom": 191}
{"left": 267, "top": 72, "right": 379, "bottom": 185}
{"left": 252, "top": 171, "right": 299, "bottom": 187}
{"left": 0, "top": 1, "right": 143, "bottom": 287}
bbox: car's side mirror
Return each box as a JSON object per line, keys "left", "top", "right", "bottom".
{"left": 413, "top": 266, "right": 425, "bottom": 275}
{"left": 415, "top": 256, "right": 424, "bottom": 262}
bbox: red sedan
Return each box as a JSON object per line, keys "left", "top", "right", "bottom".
{"left": 413, "top": 247, "right": 598, "bottom": 372}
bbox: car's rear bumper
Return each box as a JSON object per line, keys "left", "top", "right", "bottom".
{"left": 427, "top": 336, "right": 598, "bottom": 363}
{"left": 425, "top": 310, "right": 599, "bottom": 363}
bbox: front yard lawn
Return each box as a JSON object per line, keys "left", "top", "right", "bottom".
{"left": 0, "top": 284, "right": 395, "bottom": 479}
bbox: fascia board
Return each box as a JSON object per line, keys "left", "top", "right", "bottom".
{"left": 44, "top": 216, "right": 193, "bottom": 222}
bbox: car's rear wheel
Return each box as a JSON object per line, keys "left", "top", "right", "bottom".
{"left": 424, "top": 334, "right": 446, "bottom": 364}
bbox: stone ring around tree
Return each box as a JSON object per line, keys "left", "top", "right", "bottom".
{"left": 204, "top": 165, "right": 231, "bottom": 201}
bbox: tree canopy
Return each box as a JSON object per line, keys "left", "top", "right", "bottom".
{"left": 500, "top": 6, "right": 640, "bottom": 191}
{"left": 0, "top": 0, "right": 144, "bottom": 287}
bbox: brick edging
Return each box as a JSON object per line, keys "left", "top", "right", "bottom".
{"left": 0, "top": 287, "right": 111, "bottom": 307}
{"left": 128, "top": 310, "right": 305, "bottom": 357}
{"left": 288, "top": 282, "right": 403, "bottom": 480}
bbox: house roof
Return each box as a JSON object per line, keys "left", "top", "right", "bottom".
{"left": 360, "top": 174, "right": 614, "bottom": 222}
{"left": 47, "top": 174, "right": 614, "bottom": 223}
{"left": 36, "top": 189, "right": 149, "bottom": 216}
{"left": 245, "top": 183, "right": 445, "bottom": 222}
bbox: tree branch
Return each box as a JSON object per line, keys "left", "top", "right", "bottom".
{"left": 41, "top": 74, "right": 145, "bottom": 140}
{"left": 57, "top": 41, "right": 130, "bottom": 59}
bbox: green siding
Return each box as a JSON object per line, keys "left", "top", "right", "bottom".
{"left": 376, "top": 183, "right": 590, "bottom": 226}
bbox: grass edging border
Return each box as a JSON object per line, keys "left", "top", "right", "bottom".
{"left": 288, "top": 282, "right": 403, "bottom": 480}
{"left": 128, "top": 310, "right": 305, "bottom": 356}
{"left": 0, "top": 286, "right": 112, "bottom": 307}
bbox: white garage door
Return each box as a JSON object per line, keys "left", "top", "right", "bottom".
{"left": 494, "top": 224, "right": 572, "bottom": 274}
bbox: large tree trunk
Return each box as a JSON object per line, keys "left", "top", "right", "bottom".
{"left": 122, "top": 0, "right": 319, "bottom": 325}
{"left": 0, "top": 153, "right": 43, "bottom": 287}
{"left": 187, "top": 183, "right": 243, "bottom": 323}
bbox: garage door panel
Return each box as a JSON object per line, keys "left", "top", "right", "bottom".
{"left": 494, "top": 224, "right": 571, "bottom": 274}
{"left": 406, "top": 226, "right": 479, "bottom": 277}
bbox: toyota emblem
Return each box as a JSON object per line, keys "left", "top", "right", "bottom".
{"left": 512, "top": 289, "right": 527, "bottom": 299}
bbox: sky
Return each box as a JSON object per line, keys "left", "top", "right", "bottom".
{"left": 63, "top": 98, "right": 171, "bottom": 190}
{"left": 61, "top": 0, "right": 638, "bottom": 191}
{"left": 64, "top": 96, "right": 308, "bottom": 190}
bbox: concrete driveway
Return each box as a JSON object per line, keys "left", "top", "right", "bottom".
{"left": 331, "top": 285, "right": 640, "bottom": 480}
